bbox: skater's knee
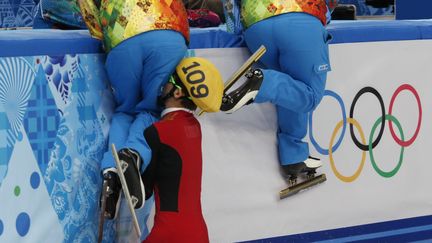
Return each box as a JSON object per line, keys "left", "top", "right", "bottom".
{"left": 305, "top": 84, "right": 326, "bottom": 112}
{"left": 311, "top": 92, "right": 323, "bottom": 111}
{"left": 299, "top": 87, "right": 321, "bottom": 112}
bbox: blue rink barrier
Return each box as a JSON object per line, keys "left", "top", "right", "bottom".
{"left": 1, "top": 20, "right": 432, "bottom": 242}
{"left": 3, "top": 20, "right": 432, "bottom": 57}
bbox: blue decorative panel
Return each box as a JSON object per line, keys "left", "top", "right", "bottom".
{"left": 23, "top": 64, "right": 60, "bottom": 174}
{"left": 0, "top": 53, "right": 117, "bottom": 242}
{"left": 0, "top": 57, "right": 34, "bottom": 186}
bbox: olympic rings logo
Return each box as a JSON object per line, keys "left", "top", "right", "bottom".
{"left": 309, "top": 84, "right": 422, "bottom": 182}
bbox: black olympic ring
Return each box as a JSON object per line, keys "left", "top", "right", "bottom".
{"left": 349, "top": 87, "right": 386, "bottom": 151}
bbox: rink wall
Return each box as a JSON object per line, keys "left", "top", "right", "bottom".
{"left": 1, "top": 20, "right": 432, "bottom": 242}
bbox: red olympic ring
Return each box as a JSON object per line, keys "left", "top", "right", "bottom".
{"left": 388, "top": 84, "right": 422, "bottom": 147}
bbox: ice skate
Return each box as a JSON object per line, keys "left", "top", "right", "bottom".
{"left": 116, "top": 148, "right": 145, "bottom": 209}
{"left": 220, "top": 68, "right": 264, "bottom": 114}
{"left": 279, "top": 156, "right": 326, "bottom": 199}
{"left": 198, "top": 45, "right": 266, "bottom": 116}
{"left": 111, "top": 144, "right": 143, "bottom": 237}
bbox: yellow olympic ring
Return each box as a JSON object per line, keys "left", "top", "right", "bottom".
{"left": 329, "top": 118, "right": 367, "bottom": 183}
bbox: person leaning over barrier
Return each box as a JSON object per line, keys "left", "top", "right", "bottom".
{"left": 78, "top": 0, "right": 190, "bottom": 222}
{"left": 220, "top": 0, "right": 337, "bottom": 180}
{"left": 141, "top": 57, "right": 223, "bottom": 243}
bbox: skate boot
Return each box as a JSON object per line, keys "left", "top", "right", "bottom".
{"left": 220, "top": 68, "right": 264, "bottom": 113}
{"left": 279, "top": 156, "right": 326, "bottom": 199}
{"left": 282, "top": 156, "right": 322, "bottom": 183}
{"left": 101, "top": 171, "right": 122, "bottom": 219}
{"left": 117, "top": 148, "right": 145, "bottom": 210}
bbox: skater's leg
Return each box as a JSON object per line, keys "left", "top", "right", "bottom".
{"left": 276, "top": 107, "right": 309, "bottom": 166}
{"left": 99, "top": 35, "right": 152, "bottom": 218}
{"left": 245, "top": 14, "right": 329, "bottom": 175}
{"left": 273, "top": 14, "right": 329, "bottom": 175}
{"left": 123, "top": 112, "right": 158, "bottom": 171}
{"left": 100, "top": 113, "right": 134, "bottom": 171}
{"left": 255, "top": 68, "right": 325, "bottom": 112}
{"left": 99, "top": 113, "right": 136, "bottom": 219}
{"left": 273, "top": 14, "right": 329, "bottom": 170}
{"left": 276, "top": 108, "right": 322, "bottom": 175}
{"left": 100, "top": 37, "right": 148, "bottom": 171}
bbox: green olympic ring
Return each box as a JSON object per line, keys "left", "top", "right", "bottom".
{"left": 369, "top": 114, "right": 404, "bottom": 178}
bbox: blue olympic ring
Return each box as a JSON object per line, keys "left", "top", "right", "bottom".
{"left": 308, "top": 90, "right": 346, "bottom": 155}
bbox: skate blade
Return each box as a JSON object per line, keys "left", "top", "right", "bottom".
{"left": 197, "top": 45, "right": 266, "bottom": 116}
{"left": 98, "top": 180, "right": 109, "bottom": 243}
{"left": 223, "top": 45, "right": 266, "bottom": 92}
{"left": 279, "top": 174, "right": 326, "bottom": 199}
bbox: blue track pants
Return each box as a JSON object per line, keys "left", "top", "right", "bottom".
{"left": 101, "top": 30, "right": 187, "bottom": 171}
{"left": 244, "top": 13, "right": 331, "bottom": 165}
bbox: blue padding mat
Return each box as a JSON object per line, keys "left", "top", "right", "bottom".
{"left": 2, "top": 20, "right": 432, "bottom": 57}
{"left": 328, "top": 20, "right": 432, "bottom": 44}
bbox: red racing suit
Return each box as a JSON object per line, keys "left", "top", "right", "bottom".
{"left": 142, "top": 109, "right": 209, "bottom": 243}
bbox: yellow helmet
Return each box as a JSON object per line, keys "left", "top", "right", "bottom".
{"left": 175, "top": 57, "right": 224, "bottom": 112}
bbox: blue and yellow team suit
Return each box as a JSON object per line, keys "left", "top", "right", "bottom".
{"left": 223, "top": 0, "right": 334, "bottom": 166}
{"left": 79, "top": 0, "right": 190, "bottom": 171}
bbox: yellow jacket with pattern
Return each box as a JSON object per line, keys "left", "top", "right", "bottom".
{"left": 223, "top": 0, "right": 335, "bottom": 34}
{"left": 78, "top": 0, "right": 189, "bottom": 52}
{"left": 240, "top": 0, "right": 328, "bottom": 28}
